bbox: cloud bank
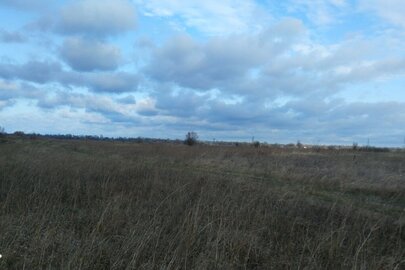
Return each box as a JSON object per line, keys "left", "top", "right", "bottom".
{"left": 0, "top": 0, "right": 404, "bottom": 146}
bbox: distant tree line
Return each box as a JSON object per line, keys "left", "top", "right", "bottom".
{"left": 3, "top": 131, "right": 186, "bottom": 144}
{"left": 0, "top": 128, "right": 397, "bottom": 152}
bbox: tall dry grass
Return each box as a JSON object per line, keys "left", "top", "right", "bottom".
{"left": 0, "top": 137, "right": 404, "bottom": 269}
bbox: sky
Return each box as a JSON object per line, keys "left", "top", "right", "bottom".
{"left": 0, "top": 0, "right": 405, "bottom": 146}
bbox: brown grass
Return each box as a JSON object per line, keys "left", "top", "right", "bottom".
{"left": 0, "top": 137, "right": 404, "bottom": 269}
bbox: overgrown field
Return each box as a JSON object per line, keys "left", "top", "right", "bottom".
{"left": 0, "top": 137, "right": 404, "bottom": 269}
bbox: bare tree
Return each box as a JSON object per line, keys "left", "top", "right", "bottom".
{"left": 184, "top": 131, "right": 198, "bottom": 146}
{"left": 0, "top": 126, "right": 5, "bottom": 135}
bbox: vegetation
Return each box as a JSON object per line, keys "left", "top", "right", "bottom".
{"left": 13, "top": 131, "right": 25, "bottom": 136}
{"left": 0, "top": 136, "right": 404, "bottom": 269}
{"left": 0, "top": 126, "right": 4, "bottom": 141}
{"left": 184, "top": 131, "right": 198, "bottom": 146}
{"left": 252, "top": 141, "right": 260, "bottom": 148}
{"left": 0, "top": 126, "right": 6, "bottom": 143}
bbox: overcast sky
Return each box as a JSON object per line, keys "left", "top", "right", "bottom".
{"left": 0, "top": 0, "right": 405, "bottom": 146}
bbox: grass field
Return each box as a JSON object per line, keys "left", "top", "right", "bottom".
{"left": 0, "top": 136, "right": 404, "bottom": 269}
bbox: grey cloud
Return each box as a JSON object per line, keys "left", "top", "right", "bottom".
{"left": 0, "top": 99, "right": 15, "bottom": 110}
{"left": 137, "top": 109, "right": 158, "bottom": 117}
{"left": 0, "top": 60, "right": 138, "bottom": 93}
{"left": 56, "top": 0, "right": 136, "bottom": 37}
{"left": 146, "top": 34, "right": 258, "bottom": 90}
{"left": 25, "top": 61, "right": 62, "bottom": 83}
{"left": 37, "top": 91, "right": 139, "bottom": 124}
{"left": 260, "top": 18, "right": 306, "bottom": 44}
{"left": 60, "top": 37, "right": 122, "bottom": 72}
{"left": 0, "top": 29, "right": 26, "bottom": 43}
{"left": 259, "top": 45, "right": 405, "bottom": 98}
{"left": 334, "top": 58, "right": 405, "bottom": 85}
{"left": 146, "top": 20, "right": 394, "bottom": 101}
{"left": 0, "top": 80, "right": 21, "bottom": 101}
{"left": 0, "top": 0, "right": 47, "bottom": 10}
{"left": 55, "top": 70, "right": 139, "bottom": 93}
{"left": 152, "top": 88, "right": 273, "bottom": 126}
{"left": 0, "top": 61, "right": 63, "bottom": 86}
{"left": 148, "top": 85, "right": 405, "bottom": 145}
{"left": 146, "top": 21, "right": 405, "bottom": 104}
{"left": 327, "top": 101, "right": 405, "bottom": 125}
{"left": 83, "top": 73, "right": 139, "bottom": 93}
{"left": 136, "top": 37, "right": 156, "bottom": 49}
{"left": 361, "top": 0, "right": 405, "bottom": 29}
{"left": 116, "top": 95, "right": 136, "bottom": 104}
{"left": 0, "top": 80, "right": 45, "bottom": 102}
{"left": 205, "top": 101, "right": 269, "bottom": 125}
{"left": 155, "top": 89, "right": 209, "bottom": 117}
{"left": 38, "top": 91, "right": 107, "bottom": 111}
{"left": 146, "top": 19, "right": 305, "bottom": 91}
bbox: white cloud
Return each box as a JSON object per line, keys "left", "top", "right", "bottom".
{"left": 136, "top": 0, "right": 270, "bottom": 34}
{"left": 329, "top": 0, "right": 347, "bottom": 7}
{"left": 287, "top": 0, "right": 349, "bottom": 25}
{"left": 361, "top": 0, "right": 405, "bottom": 28}
{"left": 0, "top": 80, "right": 20, "bottom": 92}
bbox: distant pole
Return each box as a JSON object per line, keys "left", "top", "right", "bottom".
{"left": 367, "top": 138, "right": 370, "bottom": 147}
{"left": 252, "top": 136, "right": 254, "bottom": 143}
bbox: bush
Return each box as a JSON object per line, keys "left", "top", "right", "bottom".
{"left": 184, "top": 131, "right": 198, "bottom": 146}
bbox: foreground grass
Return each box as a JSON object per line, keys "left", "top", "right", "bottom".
{"left": 0, "top": 137, "right": 404, "bottom": 269}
